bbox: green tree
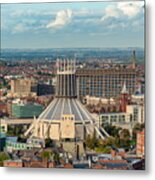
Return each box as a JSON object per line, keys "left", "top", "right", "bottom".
{"left": 132, "top": 123, "right": 145, "bottom": 140}
{"left": 85, "top": 134, "right": 92, "bottom": 149}
{"left": 104, "top": 124, "right": 122, "bottom": 137}
{"left": 53, "top": 152, "right": 60, "bottom": 164}
{"left": 40, "top": 150, "right": 52, "bottom": 162}
{"left": 45, "top": 138, "right": 54, "bottom": 148}
{"left": 106, "top": 137, "right": 117, "bottom": 146}
{"left": 0, "top": 152, "right": 10, "bottom": 167}
{"left": 119, "top": 129, "right": 130, "bottom": 139}
{"left": 119, "top": 139, "right": 130, "bottom": 149}
{"left": 118, "top": 129, "right": 131, "bottom": 149}
{"left": 85, "top": 131, "right": 99, "bottom": 150}
{"left": 95, "top": 146, "right": 111, "bottom": 153}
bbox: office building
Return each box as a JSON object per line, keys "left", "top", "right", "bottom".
{"left": 12, "top": 100, "right": 44, "bottom": 118}
{"left": 37, "top": 83, "right": 55, "bottom": 96}
{"left": 76, "top": 68, "right": 136, "bottom": 99}
{"left": 10, "top": 78, "right": 37, "bottom": 97}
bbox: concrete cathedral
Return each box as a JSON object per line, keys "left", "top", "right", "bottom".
{"left": 25, "top": 59, "right": 109, "bottom": 144}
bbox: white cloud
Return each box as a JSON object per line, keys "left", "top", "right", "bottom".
{"left": 74, "top": 8, "right": 95, "bottom": 16}
{"left": 2, "top": 2, "right": 144, "bottom": 35}
{"left": 1, "top": 20, "right": 6, "bottom": 29}
{"left": 101, "top": 5, "right": 121, "bottom": 21}
{"left": 117, "top": 2, "right": 143, "bottom": 18}
{"left": 106, "top": 6, "right": 120, "bottom": 18}
{"left": 11, "top": 9, "right": 57, "bottom": 17}
{"left": 46, "top": 9, "right": 72, "bottom": 29}
{"left": 12, "top": 24, "right": 26, "bottom": 34}
{"left": 101, "top": 1, "right": 144, "bottom": 21}
{"left": 11, "top": 10, "right": 25, "bottom": 17}
{"left": 11, "top": 20, "right": 39, "bottom": 34}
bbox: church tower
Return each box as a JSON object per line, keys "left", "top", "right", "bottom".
{"left": 120, "top": 82, "right": 130, "bottom": 112}
{"left": 131, "top": 50, "right": 136, "bottom": 69}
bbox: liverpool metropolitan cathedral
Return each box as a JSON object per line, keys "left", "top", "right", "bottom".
{"left": 25, "top": 59, "right": 109, "bottom": 153}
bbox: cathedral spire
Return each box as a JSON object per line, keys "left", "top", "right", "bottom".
{"left": 132, "top": 50, "right": 136, "bottom": 69}
{"left": 121, "top": 81, "right": 128, "bottom": 94}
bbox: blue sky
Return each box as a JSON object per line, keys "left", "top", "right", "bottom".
{"left": 1, "top": 1, "right": 145, "bottom": 49}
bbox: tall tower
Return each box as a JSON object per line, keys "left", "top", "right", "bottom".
{"left": 120, "top": 82, "right": 130, "bottom": 112}
{"left": 131, "top": 50, "right": 136, "bottom": 69}
{"left": 56, "top": 59, "right": 76, "bottom": 98}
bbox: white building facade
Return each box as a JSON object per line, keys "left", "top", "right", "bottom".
{"left": 100, "top": 104, "right": 144, "bottom": 126}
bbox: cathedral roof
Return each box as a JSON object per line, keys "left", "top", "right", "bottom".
{"left": 39, "top": 98, "right": 94, "bottom": 122}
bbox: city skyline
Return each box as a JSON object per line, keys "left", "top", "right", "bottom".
{"left": 1, "top": 1, "right": 144, "bottom": 49}
{"left": 0, "top": 0, "right": 146, "bottom": 171}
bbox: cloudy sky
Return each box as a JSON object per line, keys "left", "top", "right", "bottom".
{"left": 1, "top": 1, "right": 145, "bottom": 49}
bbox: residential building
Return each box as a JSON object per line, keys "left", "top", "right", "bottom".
{"left": 10, "top": 78, "right": 37, "bottom": 97}
{"left": 100, "top": 104, "right": 144, "bottom": 126}
{"left": 5, "top": 138, "right": 44, "bottom": 152}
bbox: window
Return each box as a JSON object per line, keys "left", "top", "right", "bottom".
{"left": 119, "top": 115, "right": 126, "bottom": 122}
{"left": 102, "top": 116, "right": 109, "bottom": 123}
{"left": 133, "top": 107, "right": 138, "bottom": 121}
{"left": 110, "top": 115, "right": 117, "bottom": 122}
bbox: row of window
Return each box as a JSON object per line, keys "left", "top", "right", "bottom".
{"left": 6, "top": 142, "right": 27, "bottom": 149}
{"left": 101, "top": 115, "right": 127, "bottom": 123}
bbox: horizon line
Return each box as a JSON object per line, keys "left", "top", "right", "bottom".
{"left": 1, "top": 47, "right": 144, "bottom": 50}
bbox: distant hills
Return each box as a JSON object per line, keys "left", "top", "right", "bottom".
{"left": 0, "top": 48, "right": 144, "bottom": 64}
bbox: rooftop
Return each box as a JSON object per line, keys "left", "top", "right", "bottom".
{"left": 38, "top": 98, "right": 95, "bottom": 122}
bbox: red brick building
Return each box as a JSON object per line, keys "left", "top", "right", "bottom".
{"left": 0, "top": 103, "right": 8, "bottom": 115}
{"left": 136, "top": 131, "right": 145, "bottom": 156}
{"left": 3, "top": 160, "right": 23, "bottom": 168}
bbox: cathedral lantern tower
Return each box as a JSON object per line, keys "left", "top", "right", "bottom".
{"left": 56, "top": 59, "right": 77, "bottom": 98}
